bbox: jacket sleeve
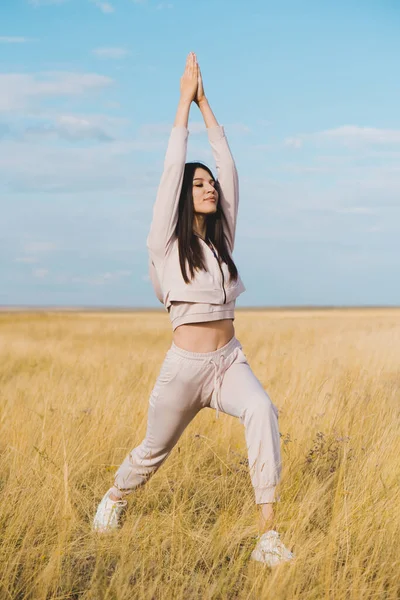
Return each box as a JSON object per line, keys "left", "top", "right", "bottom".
{"left": 148, "top": 256, "right": 164, "bottom": 304}
{"left": 146, "top": 125, "right": 189, "bottom": 262}
{"left": 207, "top": 125, "right": 239, "bottom": 253}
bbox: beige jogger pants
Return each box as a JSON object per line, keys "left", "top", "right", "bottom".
{"left": 111, "top": 335, "right": 282, "bottom": 504}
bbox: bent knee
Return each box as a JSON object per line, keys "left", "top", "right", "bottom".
{"left": 242, "top": 394, "right": 279, "bottom": 421}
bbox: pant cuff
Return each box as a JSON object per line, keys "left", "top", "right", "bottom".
{"left": 110, "top": 484, "right": 129, "bottom": 500}
{"left": 255, "top": 486, "right": 280, "bottom": 504}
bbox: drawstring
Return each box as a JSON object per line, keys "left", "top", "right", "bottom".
{"left": 209, "top": 355, "right": 225, "bottom": 420}
{"left": 208, "top": 346, "right": 241, "bottom": 420}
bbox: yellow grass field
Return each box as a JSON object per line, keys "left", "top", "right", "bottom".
{"left": 0, "top": 309, "right": 399, "bottom": 599}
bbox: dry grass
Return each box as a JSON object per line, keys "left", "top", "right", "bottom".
{"left": 0, "top": 309, "right": 399, "bottom": 599}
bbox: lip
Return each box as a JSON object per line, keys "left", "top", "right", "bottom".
{"left": 205, "top": 197, "right": 216, "bottom": 202}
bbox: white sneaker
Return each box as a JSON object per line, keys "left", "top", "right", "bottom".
{"left": 92, "top": 488, "right": 128, "bottom": 533}
{"left": 250, "top": 529, "right": 295, "bottom": 566}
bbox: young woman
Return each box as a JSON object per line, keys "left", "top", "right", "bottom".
{"left": 93, "top": 52, "right": 294, "bottom": 567}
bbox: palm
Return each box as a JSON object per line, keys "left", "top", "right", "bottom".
{"left": 196, "top": 67, "right": 205, "bottom": 104}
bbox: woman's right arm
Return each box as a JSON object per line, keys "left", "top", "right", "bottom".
{"left": 146, "top": 53, "right": 198, "bottom": 263}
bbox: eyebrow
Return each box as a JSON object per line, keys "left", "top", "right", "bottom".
{"left": 193, "top": 177, "right": 215, "bottom": 182}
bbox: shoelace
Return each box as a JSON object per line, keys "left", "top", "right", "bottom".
{"left": 107, "top": 492, "right": 127, "bottom": 508}
{"left": 208, "top": 346, "right": 241, "bottom": 419}
{"left": 257, "top": 531, "right": 294, "bottom": 559}
{"left": 113, "top": 499, "right": 127, "bottom": 507}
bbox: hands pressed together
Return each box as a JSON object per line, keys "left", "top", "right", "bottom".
{"left": 180, "top": 51, "right": 206, "bottom": 106}
{"left": 174, "top": 51, "right": 217, "bottom": 129}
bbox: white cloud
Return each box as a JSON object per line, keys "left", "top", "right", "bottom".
{"left": 273, "top": 163, "right": 330, "bottom": 174}
{"left": 12, "top": 243, "right": 55, "bottom": 269}
{"left": 24, "top": 242, "right": 56, "bottom": 253}
{"left": 32, "top": 268, "right": 49, "bottom": 279}
{"left": 3, "top": 109, "right": 129, "bottom": 142}
{"left": 92, "top": 1, "right": 115, "bottom": 13}
{"left": 335, "top": 207, "right": 376, "bottom": 215}
{"left": 0, "top": 37, "right": 33, "bottom": 43}
{"left": 55, "top": 270, "right": 132, "bottom": 285}
{"left": 284, "top": 126, "right": 400, "bottom": 149}
{"left": 319, "top": 126, "right": 400, "bottom": 145}
{"left": 284, "top": 137, "right": 303, "bottom": 149}
{"left": 92, "top": 47, "right": 128, "bottom": 59}
{"left": 0, "top": 71, "right": 113, "bottom": 112}
{"left": 0, "top": 135, "right": 165, "bottom": 193}
{"left": 15, "top": 256, "right": 38, "bottom": 264}
{"left": 23, "top": 113, "right": 129, "bottom": 142}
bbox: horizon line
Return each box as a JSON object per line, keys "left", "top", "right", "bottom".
{"left": 1, "top": 304, "right": 399, "bottom": 313}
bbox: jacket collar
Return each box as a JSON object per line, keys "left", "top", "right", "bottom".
{"left": 193, "top": 232, "right": 218, "bottom": 255}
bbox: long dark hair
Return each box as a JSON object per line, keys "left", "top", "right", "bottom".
{"left": 175, "top": 161, "right": 239, "bottom": 284}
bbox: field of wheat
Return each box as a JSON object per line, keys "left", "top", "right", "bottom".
{"left": 0, "top": 308, "right": 399, "bottom": 599}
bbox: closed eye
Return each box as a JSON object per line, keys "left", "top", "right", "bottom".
{"left": 193, "top": 179, "right": 215, "bottom": 185}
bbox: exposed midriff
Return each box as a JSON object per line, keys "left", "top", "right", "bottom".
{"left": 170, "top": 300, "right": 236, "bottom": 352}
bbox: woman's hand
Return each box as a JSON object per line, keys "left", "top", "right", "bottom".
{"left": 180, "top": 52, "right": 198, "bottom": 103}
{"left": 194, "top": 59, "right": 206, "bottom": 106}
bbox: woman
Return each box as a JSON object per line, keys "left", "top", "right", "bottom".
{"left": 93, "top": 52, "right": 294, "bottom": 567}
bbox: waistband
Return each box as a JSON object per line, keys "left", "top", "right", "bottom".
{"left": 169, "top": 335, "right": 241, "bottom": 361}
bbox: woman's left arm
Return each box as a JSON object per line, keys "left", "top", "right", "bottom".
{"left": 197, "top": 96, "right": 239, "bottom": 254}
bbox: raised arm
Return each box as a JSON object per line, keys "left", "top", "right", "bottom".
{"left": 146, "top": 52, "right": 198, "bottom": 262}
{"left": 195, "top": 63, "right": 239, "bottom": 254}
{"left": 146, "top": 115, "right": 189, "bottom": 262}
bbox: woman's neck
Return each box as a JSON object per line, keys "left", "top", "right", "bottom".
{"left": 193, "top": 230, "right": 207, "bottom": 242}
{"left": 193, "top": 214, "right": 207, "bottom": 239}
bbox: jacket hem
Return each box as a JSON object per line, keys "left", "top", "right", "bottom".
{"left": 171, "top": 309, "right": 235, "bottom": 331}
{"left": 165, "top": 284, "right": 245, "bottom": 308}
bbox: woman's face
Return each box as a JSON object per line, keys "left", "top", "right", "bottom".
{"left": 192, "top": 167, "right": 218, "bottom": 215}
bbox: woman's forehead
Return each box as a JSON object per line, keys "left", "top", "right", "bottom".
{"left": 193, "top": 168, "right": 214, "bottom": 180}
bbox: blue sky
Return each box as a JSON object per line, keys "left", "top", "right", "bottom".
{"left": 1, "top": 0, "right": 399, "bottom": 308}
